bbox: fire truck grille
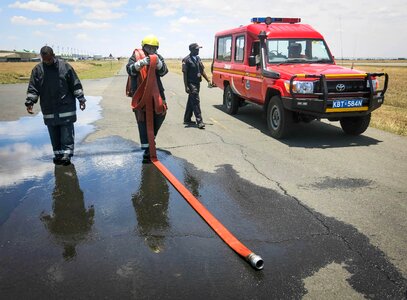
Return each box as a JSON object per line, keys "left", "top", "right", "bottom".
{"left": 314, "top": 80, "right": 369, "bottom": 93}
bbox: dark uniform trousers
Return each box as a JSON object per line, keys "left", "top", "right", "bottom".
{"left": 136, "top": 112, "right": 166, "bottom": 150}
{"left": 47, "top": 122, "right": 75, "bottom": 157}
{"left": 184, "top": 82, "right": 202, "bottom": 124}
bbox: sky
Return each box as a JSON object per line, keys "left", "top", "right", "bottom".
{"left": 0, "top": 0, "right": 406, "bottom": 59}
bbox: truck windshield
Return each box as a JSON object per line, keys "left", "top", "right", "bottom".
{"left": 267, "top": 39, "right": 333, "bottom": 64}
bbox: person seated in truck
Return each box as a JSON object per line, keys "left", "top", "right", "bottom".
{"left": 288, "top": 43, "right": 305, "bottom": 58}
{"left": 251, "top": 42, "right": 261, "bottom": 64}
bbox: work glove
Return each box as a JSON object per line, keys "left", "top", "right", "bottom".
{"left": 134, "top": 57, "right": 150, "bottom": 71}
{"left": 25, "top": 100, "right": 34, "bottom": 114}
{"left": 25, "top": 99, "right": 33, "bottom": 107}
{"left": 156, "top": 57, "right": 163, "bottom": 70}
{"left": 78, "top": 97, "right": 86, "bottom": 111}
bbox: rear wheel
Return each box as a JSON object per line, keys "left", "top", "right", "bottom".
{"left": 267, "top": 96, "right": 293, "bottom": 139}
{"left": 223, "top": 85, "right": 239, "bottom": 115}
{"left": 340, "top": 114, "right": 371, "bottom": 135}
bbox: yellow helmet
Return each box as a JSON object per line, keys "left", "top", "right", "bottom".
{"left": 141, "top": 35, "right": 159, "bottom": 47}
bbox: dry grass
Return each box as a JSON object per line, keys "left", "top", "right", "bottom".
{"left": 0, "top": 62, "right": 37, "bottom": 83}
{"left": 166, "top": 59, "right": 212, "bottom": 76}
{"left": 0, "top": 60, "right": 123, "bottom": 84}
{"left": 166, "top": 59, "right": 184, "bottom": 76}
{"left": 371, "top": 105, "right": 407, "bottom": 136}
{"left": 346, "top": 63, "right": 407, "bottom": 136}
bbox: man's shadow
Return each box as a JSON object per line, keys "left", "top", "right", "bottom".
{"left": 131, "top": 164, "right": 170, "bottom": 253}
{"left": 41, "top": 165, "right": 94, "bottom": 261}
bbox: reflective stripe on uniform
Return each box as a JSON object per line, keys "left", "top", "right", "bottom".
{"left": 63, "top": 149, "right": 73, "bottom": 154}
{"left": 27, "top": 93, "right": 39, "bottom": 100}
{"left": 54, "top": 150, "right": 64, "bottom": 155}
{"left": 42, "top": 111, "right": 76, "bottom": 119}
{"left": 59, "top": 111, "right": 76, "bottom": 118}
{"left": 141, "top": 143, "right": 149, "bottom": 149}
{"left": 43, "top": 113, "right": 54, "bottom": 119}
{"left": 74, "top": 89, "right": 83, "bottom": 97}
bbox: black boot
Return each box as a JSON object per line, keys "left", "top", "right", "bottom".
{"left": 60, "top": 154, "right": 71, "bottom": 166}
{"left": 53, "top": 155, "right": 63, "bottom": 165}
{"left": 142, "top": 149, "right": 151, "bottom": 164}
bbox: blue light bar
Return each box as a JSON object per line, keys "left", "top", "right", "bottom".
{"left": 251, "top": 17, "right": 301, "bottom": 24}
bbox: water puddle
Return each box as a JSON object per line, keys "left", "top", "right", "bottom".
{"left": 1, "top": 95, "right": 405, "bottom": 299}
{"left": 0, "top": 96, "right": 102, "bottom": 187}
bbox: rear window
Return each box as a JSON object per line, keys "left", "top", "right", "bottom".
{"left": 217, "top": 36, "right": 232, "bottom": 61}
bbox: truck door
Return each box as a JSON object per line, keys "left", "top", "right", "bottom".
{"left": 244, "top": 41, "right": 263, "bottom": 104}
{"left": 229, "top": 35, "right": 247, "bottom": 98}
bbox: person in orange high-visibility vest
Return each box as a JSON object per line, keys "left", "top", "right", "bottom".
{"left": 126, "top": 35, "right": 168, "bottom": 163}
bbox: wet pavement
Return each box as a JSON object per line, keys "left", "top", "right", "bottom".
{"left": 1, "top": 96, "right": 407, "bottom": 299}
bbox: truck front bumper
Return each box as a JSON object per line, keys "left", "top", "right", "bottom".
{"left": 282, "top": 72, "right": 388, "bottom": 118}
{"left": 282, "top": 94, "right": 384, "bottom": 118}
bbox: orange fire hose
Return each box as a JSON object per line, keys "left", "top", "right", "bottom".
{"left": 133, "top": 54, "right": 263, "bottom": 270}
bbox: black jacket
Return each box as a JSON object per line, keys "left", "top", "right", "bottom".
{"left": 26, "top": 59, "right": 84, "bottom": 125}
{"left": 126, "top": 51, "right": 168, "bottom": 100}
{"left": 182, "top": 54, "right": 205, "bottom": 84}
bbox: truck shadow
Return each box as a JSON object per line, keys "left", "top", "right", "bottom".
{"left": 213, "top": 104, "right": 382, "bottom": 149}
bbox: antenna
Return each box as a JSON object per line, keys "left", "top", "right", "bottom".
{"left": 339, "top": 16, "right": 343, "bottom": 65}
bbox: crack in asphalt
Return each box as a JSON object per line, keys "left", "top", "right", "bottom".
{"left": 205, "top": 130, "right": 407, "bottom": 289}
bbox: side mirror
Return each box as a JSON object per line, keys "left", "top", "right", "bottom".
{"left": 248, "top": 55, "right": 256, "bottom": 66}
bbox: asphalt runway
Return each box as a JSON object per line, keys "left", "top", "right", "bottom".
{"left": 0, "top": 65, "right": 406, "bottom": 299}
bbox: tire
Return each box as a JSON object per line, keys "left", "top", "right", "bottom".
{"left": 340, "top": 113, "right": 371, "bottom": 135}
{"left": 223, "top": 85, "right": 239, "bottom": 115}
{"left": 266, "top": 96, "right": 293, "bottom": 139}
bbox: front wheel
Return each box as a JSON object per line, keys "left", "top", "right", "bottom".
{"left": 266, "top": 96, "right": 293, "bottom": 139}
{"left": 340, "top": 114, "right": 371, "bottom": 135}
{"left": 223, "top": 85, "right": 239, "bottom": 115}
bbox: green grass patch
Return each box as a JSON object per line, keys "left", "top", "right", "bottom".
{"left": 0, "top": 60, "right": 123, "bottom": 84}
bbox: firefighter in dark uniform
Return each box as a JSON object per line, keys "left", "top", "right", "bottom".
{"left": 126, "top": 35, "right": 168, "bottom": 163}
{"left": 182, "top": 43, "right": 211, "bottom": 129}
{"left": 25, "top": 46, "right": 86, "bottom": 166}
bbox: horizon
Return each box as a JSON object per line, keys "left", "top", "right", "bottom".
{"left": 0, "top": 0, "right": 406, "bottom": 59}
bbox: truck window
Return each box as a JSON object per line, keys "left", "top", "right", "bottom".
{"left": 235, "top": 36, "right": 245, "bottom": 62}
{"left": 267, "top": 39, "right": 332, "bottom": 63}
{"left": 217, "top": 36, "right": 232, "bottom": 61}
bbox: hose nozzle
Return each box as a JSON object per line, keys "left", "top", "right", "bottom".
{"left": 247, "top": 253, "right": 264, "bottom": 270}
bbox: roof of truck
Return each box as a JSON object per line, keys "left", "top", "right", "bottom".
{"left": 215, "top": 22, "right": 324, "bottom": 39}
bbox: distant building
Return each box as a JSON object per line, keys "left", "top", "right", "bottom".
{"left": 0, "top": 50, "right": 39, "bottom": 62}
{"left": 0, "top": 52, "right": 21, "bottom": 62}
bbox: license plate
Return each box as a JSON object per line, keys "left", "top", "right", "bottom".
{"left": 332, "top": 99, "right": 363, "bottom": 108}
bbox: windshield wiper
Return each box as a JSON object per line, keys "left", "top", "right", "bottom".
{"left": 287, "top": 58, "right": 308, "bottom": 62}
{"left": 274, "top": 59, "right": 306, "bottom": 65}
{"left": 314, "top": 59, "right": 332, "bottom": 63}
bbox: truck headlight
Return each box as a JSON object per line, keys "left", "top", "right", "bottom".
{"left": 367, "top": 79, "right": 378, "bottom": 92}
{"left": 285, "top": 80, "right": 314, "bottom": 94}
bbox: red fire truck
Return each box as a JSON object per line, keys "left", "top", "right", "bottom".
{"left": 211, "top": 17, "right": 388, "bottom": 138}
